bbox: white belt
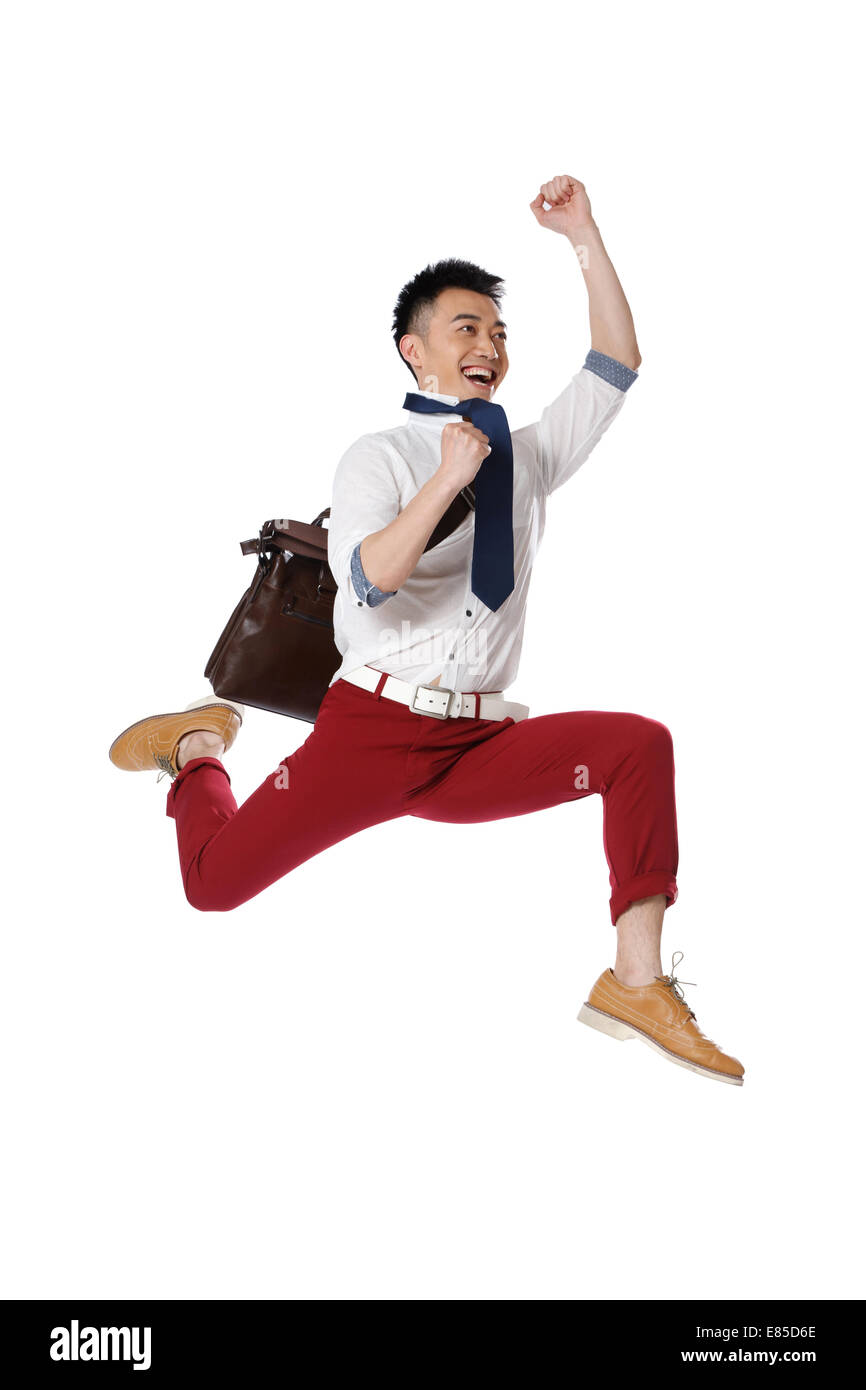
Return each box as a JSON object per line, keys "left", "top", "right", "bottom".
{"left": 342, "top": 665, "right": 530, "bottom": 722}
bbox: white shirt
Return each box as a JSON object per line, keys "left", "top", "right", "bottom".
{"left": 327, "top": 349, "right": 638, "bottom": 694}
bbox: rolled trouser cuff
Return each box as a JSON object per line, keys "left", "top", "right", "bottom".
{"left": 610, "top": 871, "right": 678, "bottom": 926}
{"left": 165, "top": 756, "right": 231, "bottom": 818}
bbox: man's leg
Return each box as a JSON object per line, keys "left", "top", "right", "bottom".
{"left": 405, "top": 708, "right": 678, "bottom": 980}
{"left": 405, "top": 704, "right": 744, "bottom": 1084}
{"left": 164, "top": 683, "right": 411, "bottom": 911}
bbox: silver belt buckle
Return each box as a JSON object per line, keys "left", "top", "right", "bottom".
{"left": 410, "top": 684, "right": 459, "bottom": 719}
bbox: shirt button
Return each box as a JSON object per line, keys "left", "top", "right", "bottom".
{"left": 465, "top": 609, "right": 471, "bottom": 616}
{"left": 357, "top": 601, "right": 362, "bottom": 607}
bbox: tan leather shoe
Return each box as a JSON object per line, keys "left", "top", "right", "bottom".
{"left": 108, "top": 696, "right": 244, "bottom": 779}
{"left": 578, "top": 951, "right": 745, "bottom": 1086}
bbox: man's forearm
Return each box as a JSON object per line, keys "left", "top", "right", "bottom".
{"left": 360, "top": 471, "right": 463, "bottom": 594}
{"left": 569, "top": 218, "right": 641, "bottom": 370}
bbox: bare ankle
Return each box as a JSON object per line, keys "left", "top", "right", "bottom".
{"left": 613, "top": 964, "right": 663, "bottom": 988}
{"left": 177, "top": 730, "right": 226, "bottom": 771}
{"left": 613, "top": 894, "right": 666, "bottom": 989}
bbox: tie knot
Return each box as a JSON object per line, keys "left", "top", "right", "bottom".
{"left": 454, "top": 397, "right": 505, "bottom": 426}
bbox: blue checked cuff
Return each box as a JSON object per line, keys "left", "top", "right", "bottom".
{"left": 350, "top": 539, "right": 397, "bottom": 607}
{"left": 583, "top": 348, "right": 639, "bottom": 391}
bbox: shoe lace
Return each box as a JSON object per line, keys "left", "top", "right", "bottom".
{"left": 156, "top": 750, "right": 179, "bottom": 784}
{"left": 655, "top": 949, "right": 698, "bottom": 1021}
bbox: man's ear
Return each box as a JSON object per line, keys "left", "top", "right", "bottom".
{"left": 399, "top": 332, "right": 422, "bottom": 376}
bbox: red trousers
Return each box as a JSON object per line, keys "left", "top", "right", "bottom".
{"left": 166, "top": 671, "right": 679, "bottom": 924}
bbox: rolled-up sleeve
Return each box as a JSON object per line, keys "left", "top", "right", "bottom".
{"left": 328, "top": 439, "right": 401, "bottom": 610}
{"left": 350, "top": 540, "right": 396, "bottom": 607}
{"left": 534, "top": 348, "right": 638, "bottom": 497}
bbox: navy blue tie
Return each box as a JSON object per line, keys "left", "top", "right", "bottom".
{"left": 402, "top": 392, "right": 514, "bottom": 612}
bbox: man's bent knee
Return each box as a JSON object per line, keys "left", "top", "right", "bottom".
{"left": 183, "top": 877, "right": 249, "bottom": 913}
{"left": 622, "top": 714, "right": 675, "bottom": 767}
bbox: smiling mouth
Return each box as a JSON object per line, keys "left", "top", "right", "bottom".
{"left": 461, "top": 365, "right": 497, "bottom": 389}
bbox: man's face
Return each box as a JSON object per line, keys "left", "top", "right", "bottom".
{"left": 401, "top": 287, "right": 509, "bottom": 400}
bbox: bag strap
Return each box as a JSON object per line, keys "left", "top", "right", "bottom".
{"left": 423, "top": 484, "right": 474, "bottom": 552}
{"left": 239, "top": 486, "right": 475, "bottom": 563}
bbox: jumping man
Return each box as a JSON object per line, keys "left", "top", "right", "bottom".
{"left": 110, "top": 175, "right": 745, "bottom": 1087}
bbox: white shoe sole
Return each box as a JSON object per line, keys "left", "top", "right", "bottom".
{"left": 184, "top": 696, "right": 245, "bottom": 719}
{"left": 577, "top": 1002, "right": 744, "bottom": 1086}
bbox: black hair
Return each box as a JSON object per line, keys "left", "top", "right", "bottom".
{"left": 391, "top": 257, "right": 505, "bottom": 381}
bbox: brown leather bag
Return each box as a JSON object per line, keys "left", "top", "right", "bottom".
{"left": 204, "top": 488, "right": 474, "bottom": 723}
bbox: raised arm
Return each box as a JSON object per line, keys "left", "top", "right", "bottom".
{"left": 529, "top": 175, "right": 641, "bottom": 371}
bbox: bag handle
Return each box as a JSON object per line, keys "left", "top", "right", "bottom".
{"left": 240, "top": 510, "right": 330, "bottom": 560}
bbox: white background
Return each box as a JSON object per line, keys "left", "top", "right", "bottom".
{"left": 2, "top": 0, "right": 863, "bottom": 1300}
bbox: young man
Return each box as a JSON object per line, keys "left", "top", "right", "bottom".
{"left": 110, "top": 174, "right": 745, "bottom": 1087}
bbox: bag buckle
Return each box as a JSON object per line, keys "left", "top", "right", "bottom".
{"left": 410, "top": 684, "right": 459, "bottom": 719}
{"left": 257, "top": 520, "right": 277, "bottom": 571}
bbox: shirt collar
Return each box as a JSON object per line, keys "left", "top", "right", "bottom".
{"left": 414, "top": 387, "right": 460, "bottom": 406}
{"left": 404, "top": 386, "right": 461, "bottom": 430}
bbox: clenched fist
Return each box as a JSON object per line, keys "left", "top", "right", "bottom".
{"left": 438, "top": 419, "right": 491, "bottom": 491}
{"left": 529, "top": 175, "right": 594, "bottom": 240}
